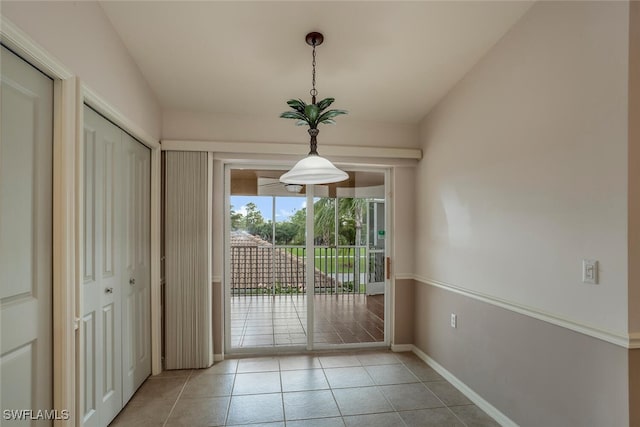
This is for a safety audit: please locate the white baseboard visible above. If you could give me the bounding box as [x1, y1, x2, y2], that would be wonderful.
[214, 353, 225, 362]
[411, 345, 518, 427]
[390, 343, 414, 352]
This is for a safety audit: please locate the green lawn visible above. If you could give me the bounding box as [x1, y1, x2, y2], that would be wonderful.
[283, 247, 366, 274]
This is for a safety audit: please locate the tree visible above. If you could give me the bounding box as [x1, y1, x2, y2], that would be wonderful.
[230, 204, 244, 231]
[244, 202, 265, 235]
[337, 198, 366, 246]
[313, 198, 336, 246]
[289, 209, 307, 245]
[253, 221, 273, 242]
[275, 221, 299, 245]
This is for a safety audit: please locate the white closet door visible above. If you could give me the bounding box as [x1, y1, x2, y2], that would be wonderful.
[82, 106, 123, 427]
[121, 133, 151, 401]
[0, 46, 53, 424]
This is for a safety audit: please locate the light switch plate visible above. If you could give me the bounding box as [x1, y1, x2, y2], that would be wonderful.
[582, 259, 598, 284]
[450, 313, 457, 328]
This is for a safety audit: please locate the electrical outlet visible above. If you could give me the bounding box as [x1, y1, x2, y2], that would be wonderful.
[450, 313, 457, 328]
[582, 259, 598, 284]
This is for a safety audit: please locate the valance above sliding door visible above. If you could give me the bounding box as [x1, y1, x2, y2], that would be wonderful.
[164, 151, 213, 369]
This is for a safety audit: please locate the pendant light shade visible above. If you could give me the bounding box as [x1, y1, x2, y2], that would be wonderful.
[280, 154, 349, 185]
[279, 32, 349, 186]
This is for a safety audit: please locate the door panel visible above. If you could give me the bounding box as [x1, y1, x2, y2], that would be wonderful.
[82, 312, 96, 421]
[82, 106, 123, 427]
[122, 133, 151, 401]
[0, 45, 53, 424]
[99, 130, 122, 424]
[82, 125, 99, 425]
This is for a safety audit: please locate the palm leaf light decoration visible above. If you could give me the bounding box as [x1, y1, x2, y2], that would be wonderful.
[280, 96, 347, 159]
[281, 98, 348, 129]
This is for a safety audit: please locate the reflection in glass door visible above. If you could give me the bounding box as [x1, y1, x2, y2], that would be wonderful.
[227, 168, 387, 351]
[312, 175, 386, 346]
[366, 200, 385, 295]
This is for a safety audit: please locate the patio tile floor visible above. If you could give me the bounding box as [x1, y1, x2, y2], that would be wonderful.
[231, 294, 384, 348]
[110, 349, 500, 427]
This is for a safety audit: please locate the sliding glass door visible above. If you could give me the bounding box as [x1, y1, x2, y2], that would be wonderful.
[226, 168, 388, 352]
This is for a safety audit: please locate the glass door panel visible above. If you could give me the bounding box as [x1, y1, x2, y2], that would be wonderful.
[228, 170, 307, 349]
[227, 168, 387, 351]
[313, 172, 386, 346]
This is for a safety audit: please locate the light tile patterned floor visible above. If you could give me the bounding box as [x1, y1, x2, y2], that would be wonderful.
[110, 350, 500, 427]
[231, 295, 385, 348]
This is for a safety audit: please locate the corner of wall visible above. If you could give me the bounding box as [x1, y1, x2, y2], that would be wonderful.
[628, 0, 640, 337]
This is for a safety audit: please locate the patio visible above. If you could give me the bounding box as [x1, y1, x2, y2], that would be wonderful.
[230, 294, 384, 348]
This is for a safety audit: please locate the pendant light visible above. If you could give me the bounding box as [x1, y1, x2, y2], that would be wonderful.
[279, 32, 349, 185]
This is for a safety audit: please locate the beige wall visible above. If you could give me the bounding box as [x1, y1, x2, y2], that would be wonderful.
[393, 279, 414, 345]
[416, 1, 629, 336]
[630, 349, 640, 427]
[414, 1, 635, 424]
[2, 1, 161, 141]
[414, 280, 629, 427]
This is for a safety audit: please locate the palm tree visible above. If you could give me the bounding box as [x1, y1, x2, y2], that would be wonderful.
[337, 198, 367, 291]
[313, 197, 368, 292]
[313, 198, 336, 246]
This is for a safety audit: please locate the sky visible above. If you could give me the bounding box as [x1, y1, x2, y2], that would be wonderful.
[231, 195, 307, 222]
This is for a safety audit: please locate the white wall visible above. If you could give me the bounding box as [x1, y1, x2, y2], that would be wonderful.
[416, 1, 630, 336]
[162, 109, 419, 149]
[393, 167, 416, 276]
[2, 1, 161, 141]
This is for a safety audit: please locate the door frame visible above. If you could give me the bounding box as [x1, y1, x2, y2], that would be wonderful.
[223, 163, 392, 354]
[1, 17, 162, 426]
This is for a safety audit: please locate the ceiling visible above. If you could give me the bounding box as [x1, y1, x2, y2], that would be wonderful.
[100, 1, 532, 125]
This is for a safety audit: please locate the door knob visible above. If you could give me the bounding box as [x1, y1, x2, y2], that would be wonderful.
[129, 278, 136, 285]
[105, 287, 113, 294]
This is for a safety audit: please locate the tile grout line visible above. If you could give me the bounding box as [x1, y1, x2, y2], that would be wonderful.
[272, 295, 276, 346]
[235, 297, 251, 348]
[278, 357, 286, 425]
[359, 358, 410, 425]
[446, 405, 471, 427]
[161, 369, 194, 427]
[404, 358, 451, 408]
[321, 358, 345, 424]
[223, 357, 240, 426]
[406, 358, 471, 424]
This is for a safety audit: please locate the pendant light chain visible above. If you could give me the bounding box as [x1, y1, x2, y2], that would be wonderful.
[310, 42, 317, 104]
[279, 31, 349, 185]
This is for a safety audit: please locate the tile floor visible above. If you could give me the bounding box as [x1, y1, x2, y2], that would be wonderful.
[231, 295, 385, 348]
[110, 350, 500, 427]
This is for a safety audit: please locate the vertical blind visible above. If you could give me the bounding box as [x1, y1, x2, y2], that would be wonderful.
[164, 151, 213, 369]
